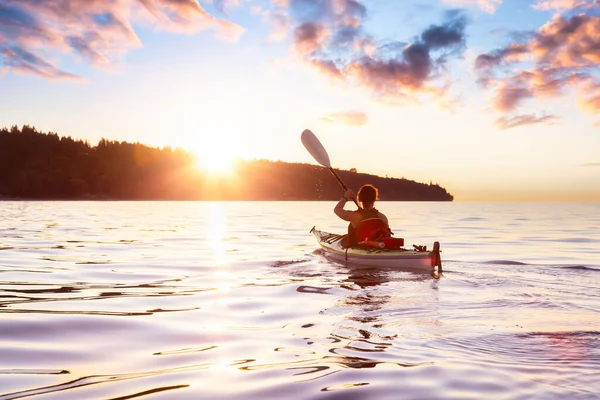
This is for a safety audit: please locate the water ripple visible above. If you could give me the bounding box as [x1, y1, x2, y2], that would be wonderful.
[0, 201, 599, 399]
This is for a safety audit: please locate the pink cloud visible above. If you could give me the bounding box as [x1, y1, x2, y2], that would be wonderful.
[321, 110, 368, 125]
[271, 1, 468, 102]
[577, 79, 600, 124]
[2, 46, 84, 81]
[533, 14, 600, 68]
[489, 69, 588, 112]
[477, 14, 600, 72]
[266, 9, 291, 42]
[294, 22, 328, 55]
[532, 0, 599, 11]
[495, 113, 561, 130]
[139, 0, 243, 38]
[346, 45, 432, 94]
[494, 85, 533, 112]
[0, 0, 244, 79]
[310, 59, 344, 79]
[209, 0, 251, 14]
[474, 43, 529, 75]
[442, 0, 503, 14]
[475, 11, 600, 127]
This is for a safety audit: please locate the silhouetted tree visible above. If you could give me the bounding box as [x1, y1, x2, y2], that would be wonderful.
[0, 125, 453, 201]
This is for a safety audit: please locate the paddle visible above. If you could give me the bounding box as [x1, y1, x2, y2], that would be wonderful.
[301, 129, 360, 208]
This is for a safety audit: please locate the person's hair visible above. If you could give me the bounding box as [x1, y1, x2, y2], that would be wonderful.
[358, 184, 378, 205]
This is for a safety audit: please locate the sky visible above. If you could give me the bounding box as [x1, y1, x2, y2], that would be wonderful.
[1, 0, 599, 201]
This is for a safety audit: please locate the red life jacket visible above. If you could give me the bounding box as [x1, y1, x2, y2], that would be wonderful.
[347, 208, 379, 247]
[355, 218, 404, 249]
[346, 209, 404, 249]
[355, 218, 390, 242]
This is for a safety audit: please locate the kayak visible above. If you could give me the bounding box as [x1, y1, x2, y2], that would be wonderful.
[311, 227, 442, 273]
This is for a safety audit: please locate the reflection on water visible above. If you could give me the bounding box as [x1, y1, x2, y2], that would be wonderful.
[2, 369, 191, 400]
[0, 201, 599, 399]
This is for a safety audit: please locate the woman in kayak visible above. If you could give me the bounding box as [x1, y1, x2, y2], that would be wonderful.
[334, 184, 390, 248]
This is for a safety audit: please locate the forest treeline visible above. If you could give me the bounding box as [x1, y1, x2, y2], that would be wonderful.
[0, 125, 453, 201]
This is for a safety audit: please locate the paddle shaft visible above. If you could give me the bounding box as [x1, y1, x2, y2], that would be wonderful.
[329, 167, 360, 208]
[300, 129, 360, 209]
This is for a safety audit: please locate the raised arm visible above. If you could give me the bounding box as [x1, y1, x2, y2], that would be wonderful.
[334, 189, 357, 222]
[334, 197, 355, 221]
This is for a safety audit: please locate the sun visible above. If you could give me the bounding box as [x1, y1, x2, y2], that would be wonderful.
[186, 129, 243, 177]
[194, 147, 238, 176]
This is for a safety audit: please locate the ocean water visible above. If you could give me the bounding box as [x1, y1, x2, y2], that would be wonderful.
[0, 201, 599, 400]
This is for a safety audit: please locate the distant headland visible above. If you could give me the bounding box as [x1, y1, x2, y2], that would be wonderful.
[0, 125, 453, 201]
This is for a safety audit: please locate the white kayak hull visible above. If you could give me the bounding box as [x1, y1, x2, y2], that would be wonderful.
[311, 227, 442, 273]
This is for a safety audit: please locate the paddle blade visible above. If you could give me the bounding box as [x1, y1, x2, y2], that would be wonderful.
[301, 129, 332, 168]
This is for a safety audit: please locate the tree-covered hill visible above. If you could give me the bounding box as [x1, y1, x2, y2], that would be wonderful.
[0, 125, 453, 201]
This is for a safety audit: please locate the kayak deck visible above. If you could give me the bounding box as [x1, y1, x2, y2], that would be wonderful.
[311, 227, 442, 273]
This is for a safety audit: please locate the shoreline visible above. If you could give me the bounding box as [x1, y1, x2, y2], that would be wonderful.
[0, 198, 454, 202]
